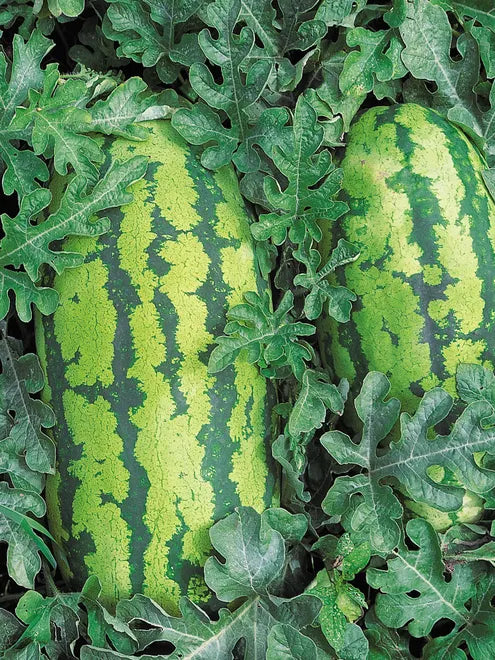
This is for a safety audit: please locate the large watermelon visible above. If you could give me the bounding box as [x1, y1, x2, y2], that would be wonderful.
[317, 103, 495, 427]
[35, 120, 279, 613]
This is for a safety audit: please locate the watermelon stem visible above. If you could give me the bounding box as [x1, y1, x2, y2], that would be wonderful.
[42, 559, 60, 597]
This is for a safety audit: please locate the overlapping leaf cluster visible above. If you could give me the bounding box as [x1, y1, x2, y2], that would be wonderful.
[2, 0, 495, 657]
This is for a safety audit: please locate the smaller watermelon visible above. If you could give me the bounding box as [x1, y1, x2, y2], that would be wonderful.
[401, 466, 484, 532]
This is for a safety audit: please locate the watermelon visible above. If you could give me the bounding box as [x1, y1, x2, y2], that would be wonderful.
[35, 120, 279, 613]
[317, 103, 495, 428]
[403, 491, 484, 533]
[401, 467, 484, 533]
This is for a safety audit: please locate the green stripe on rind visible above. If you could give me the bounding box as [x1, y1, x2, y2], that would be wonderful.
[36, 121, 279, 614]
[318, 103, 495, 428]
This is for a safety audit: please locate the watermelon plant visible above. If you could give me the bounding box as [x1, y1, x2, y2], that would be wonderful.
[2, 1, 495, 658]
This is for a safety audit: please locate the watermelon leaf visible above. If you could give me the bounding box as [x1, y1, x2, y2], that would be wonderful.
[471, 25, 495, 78]
[368, 518, 495, 657]
[311, 33, 366, 133]
[103, 0, 203, 84]
[89, 79, 178, 138]
[266, 623, 323, 659]
[0, 155, 147, 322]
[0, 434, 44, 497]
[172, 102, 240, 170]
[293, 236, 360, 322]
[108, 507, 321, 658]
[69, 16, 128, 70]
[0, 609, 24, 651]
[456, 363, 495, 420]
[11, 65, 103, 183]
[80, 650, 155, 660]
[172, 0, 272, 171]
[240, 0, 326, 97]
[339, 28, 405, 97]
[364, 610, 412, 659]
[10, 71, 163, 182]
[0, 30, 52, 198]
[272, 433, 311, 504]
[399, 0, 482, 137]
[288, 369, 347, 437]
[9, 577, 138, 656]
[315, 0, 367, 28]
[313, 533, 371, 581]
[321, 371, 495, 554]
[250, 97, 348, 246]
[306, 569, 367, 654]
[444, 0, 495, 30]
[208, 290, 315, 380]
[204, 505, 286, 600]
[337, 623, 369, 660]
[480, 82, 495, 164]
[0, 481, 47, 588]
[0, 323, 55, 478]
[442, 523, 495, 566]
[111, 593, 321, 659]
[0, 32, 167, 197]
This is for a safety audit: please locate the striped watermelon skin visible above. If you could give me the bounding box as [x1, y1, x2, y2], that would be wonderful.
[317, 103, 495, 427]
[35, 120, 279, 613]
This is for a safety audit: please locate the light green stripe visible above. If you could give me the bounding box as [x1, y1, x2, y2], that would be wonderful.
[115, 174, 182, 612]
[338, 107, 434, 411]
[158, 232, 216, 567]
[53, 246, 116, 389]
[65, 391, 132, 606]
[51, 244, 131, 605]
[397, 105, 486, 395]
[214, 169, 270, 511]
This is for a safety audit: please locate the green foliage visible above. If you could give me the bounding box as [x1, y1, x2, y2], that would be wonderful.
[171, 0, 272, 170]
[400, 0, 482, 137]
[18, 508, 320, 659]
[321, 371, 495, 553]
[3, 0, 495, 656]
[293, 236, 360, 321]
[307, 569, 367, 654]
[104, 0, 203, 83]
[0, 156, 147, 321]
[288, 369, 347, 437]
[368, 518, 495, 658]
[0, 322, 54, 478]
[208, 290, 316, 380]
[250, 97, 348, 245]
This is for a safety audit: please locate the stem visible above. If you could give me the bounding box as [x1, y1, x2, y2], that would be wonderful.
[0, 592, 24, 604]
[42, 559, 60, 597]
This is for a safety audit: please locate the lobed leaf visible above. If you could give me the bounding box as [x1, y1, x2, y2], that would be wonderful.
[0, 481, 49, 588]
[266, 623, 322, 659]
[322, 371, 495, 554]
[369, 518, 495, 657]
[172, 0, 271, 170]
[0, 30, 52, 197]
[0, 323, 55, 479]
[104, 0, 203, 83]
[252, 97, 348, 246]
[307, 569, 366, 654]
[208, 290, 315, 381]
[103, 507, 321, 658]
[0, 155, 147, 322]
[446, 0, 495, 30]
[340, 28, 404, 96]
[400, 0, 482, 138]
[205, 506, 285, 601]
[293, 236, 359, 322]
[288, 369, 347, 437]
